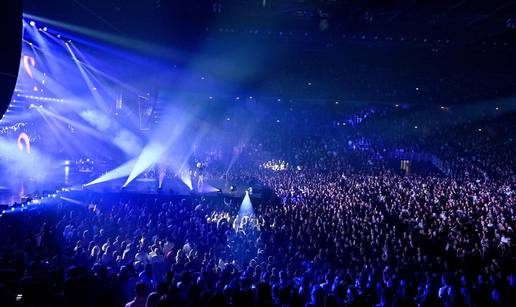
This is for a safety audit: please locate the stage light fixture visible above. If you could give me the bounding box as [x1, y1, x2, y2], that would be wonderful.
[29, 21, 35, 26]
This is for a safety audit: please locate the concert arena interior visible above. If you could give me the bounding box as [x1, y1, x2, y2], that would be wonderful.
[0, 1, 515, 306]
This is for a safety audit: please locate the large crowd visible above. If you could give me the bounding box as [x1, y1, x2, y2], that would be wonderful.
[0, 109, 515, 307]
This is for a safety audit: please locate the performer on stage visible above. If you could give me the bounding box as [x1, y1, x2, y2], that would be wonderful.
[195, 161, 205, 193]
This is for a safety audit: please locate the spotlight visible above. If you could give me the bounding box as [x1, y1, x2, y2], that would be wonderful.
[43, 27, 47, 32]
[29, 21, 35, 26]
[230, 185, 236, 192]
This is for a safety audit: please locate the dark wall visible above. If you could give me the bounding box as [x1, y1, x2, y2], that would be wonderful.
[0, 0, 22, 119]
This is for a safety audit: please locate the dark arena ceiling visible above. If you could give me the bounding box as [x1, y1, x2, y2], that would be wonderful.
[23, 0, 516, 104]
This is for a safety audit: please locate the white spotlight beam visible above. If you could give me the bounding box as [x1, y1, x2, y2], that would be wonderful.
[84, 158, 137, 186]
[236, 191, 255, 228]
[123, 111, 195, 187]
[65, 42, 109, 112]
[180, 173, 193, 190]
[123, 143, 164, 187]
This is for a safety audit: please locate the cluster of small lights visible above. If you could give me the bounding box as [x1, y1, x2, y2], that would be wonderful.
[17, 94, 64, 102]
[261, 160, 289, 171]
[29, 104, 44, 109]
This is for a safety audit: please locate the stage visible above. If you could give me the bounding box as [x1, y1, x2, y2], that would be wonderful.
[0, 162, 271, 206]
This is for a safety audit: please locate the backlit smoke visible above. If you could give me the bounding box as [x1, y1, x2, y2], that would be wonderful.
[0, 138, 53, 183]
[80, 109, 141, 156]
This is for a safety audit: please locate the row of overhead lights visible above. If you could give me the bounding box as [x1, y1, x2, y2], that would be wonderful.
[26, 20, 73, 43]
[16, 94, 64, 102]
[208, 27, 512, 48]
[27, 20, 46, 32]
